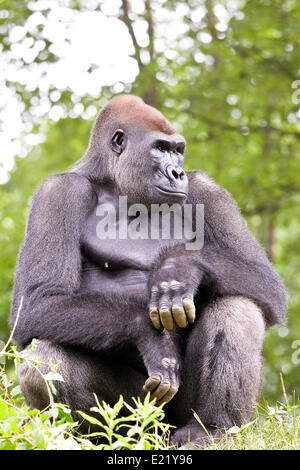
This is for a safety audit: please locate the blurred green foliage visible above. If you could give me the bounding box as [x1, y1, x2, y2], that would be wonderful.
[0, 0, 299, 404]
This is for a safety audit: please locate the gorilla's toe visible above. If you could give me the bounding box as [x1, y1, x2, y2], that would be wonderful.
[171, 423, 220, 449]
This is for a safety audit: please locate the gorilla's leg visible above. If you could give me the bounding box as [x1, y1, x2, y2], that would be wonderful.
[170, 296, 265, 447]
[18, 339, 147, 432]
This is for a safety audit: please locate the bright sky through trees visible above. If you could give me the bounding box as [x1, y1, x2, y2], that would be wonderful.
[0, 0, 233, 184]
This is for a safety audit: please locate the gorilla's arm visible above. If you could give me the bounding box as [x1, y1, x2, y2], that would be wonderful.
[11, 173, 180, 403]
[11, 172, 96, 327]
[149, 171, 287, 330]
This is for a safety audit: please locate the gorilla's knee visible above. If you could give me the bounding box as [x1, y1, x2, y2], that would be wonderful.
[18, 339, 57, 410]
[194, 296, 266, 427]
[200, 296, 266, 385]
[202, 296, 265, 349]
[18, 339, 72, 411]
[18, 339, 114, 422]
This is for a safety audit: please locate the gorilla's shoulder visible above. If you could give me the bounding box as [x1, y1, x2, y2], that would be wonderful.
[186, 170, 238, 210]
[39, 172, 96, 195]
[187, 170, 217, 188]
[31, 172, 97, 208]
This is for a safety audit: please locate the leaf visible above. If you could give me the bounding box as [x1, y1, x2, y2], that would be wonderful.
[241, 419, 256, 430]
[0, 400, 9, 419]
[77, 411, 103, 427]
[226, 425, 240, 434]
[43, 372, 65, 382]
[134, 438, 146, 450]
[10, 385, 21, 397]
[113, 395, 124, 415]
[10, 420, 20, 433]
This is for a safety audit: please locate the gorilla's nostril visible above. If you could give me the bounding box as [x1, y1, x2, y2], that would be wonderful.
[169, 167, 185, 181]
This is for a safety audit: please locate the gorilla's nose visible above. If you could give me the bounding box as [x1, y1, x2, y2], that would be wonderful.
[166, 165, 187, 186]
[166, 165, 186, 182]
[165, 165, 188, 195]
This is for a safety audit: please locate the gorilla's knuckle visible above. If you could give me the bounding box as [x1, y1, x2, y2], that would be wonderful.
[169, 280, 181, 290]
[159, 281, 169, 291]
[172, 304, 185, 313]
[182, 297, 193, 304]
[159, 305, 171, 312]
[161, 357, 178, 369]
[161, 357, 171, 367]
[161, 381, 171, 388]
[149, 308, 158, 316]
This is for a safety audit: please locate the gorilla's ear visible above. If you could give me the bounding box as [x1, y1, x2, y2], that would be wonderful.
[111, 129, 126, 154]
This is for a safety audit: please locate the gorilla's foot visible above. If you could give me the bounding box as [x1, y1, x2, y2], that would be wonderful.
[171, 423, 221, 449]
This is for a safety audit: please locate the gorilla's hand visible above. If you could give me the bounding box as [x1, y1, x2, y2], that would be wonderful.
[149, 257, 200, 331]
[142, 356, 179, 405]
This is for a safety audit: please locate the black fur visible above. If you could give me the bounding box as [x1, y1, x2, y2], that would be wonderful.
[11, 95, 287, 447]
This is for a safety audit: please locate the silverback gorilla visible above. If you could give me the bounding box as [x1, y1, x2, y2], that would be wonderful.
[11, 95, 287, 448]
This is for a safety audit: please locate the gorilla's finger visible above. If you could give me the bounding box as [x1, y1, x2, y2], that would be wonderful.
[143, 376, 161, 393]
[149, 287, 159, 310]
[172, 303, 188, 328]
[169, 358, 179, 389]
[151, 382, 171, 402]
[157, 288, 170, 309]
[158, 289, 174, 330]
[157, 386, 178, 405]
[149, 307, 163, 330]
[159, 308, 174, 331]
[183, 298, 196, 324]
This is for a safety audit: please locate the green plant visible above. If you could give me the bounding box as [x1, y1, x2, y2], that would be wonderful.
[78, 394, 171, 450]
[0, 341, 171, 450]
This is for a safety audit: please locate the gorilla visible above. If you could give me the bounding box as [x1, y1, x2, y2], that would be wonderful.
[11, 95, 287, 448]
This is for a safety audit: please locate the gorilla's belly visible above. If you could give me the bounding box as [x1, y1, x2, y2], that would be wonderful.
[80, 264, 149, 300]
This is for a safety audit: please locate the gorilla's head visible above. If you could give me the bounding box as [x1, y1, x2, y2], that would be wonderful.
[78, 95, 188, 206]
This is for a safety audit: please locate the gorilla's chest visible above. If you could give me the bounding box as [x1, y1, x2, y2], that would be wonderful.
[80, 190, 188, 297]
[82, 190, 186, 270]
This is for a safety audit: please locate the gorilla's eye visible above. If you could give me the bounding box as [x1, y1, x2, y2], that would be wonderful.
[175, 143, 185, 155]
[154, 141, 169, 153]
[111, 129, 126, 154]
[154, 140, 185, 155]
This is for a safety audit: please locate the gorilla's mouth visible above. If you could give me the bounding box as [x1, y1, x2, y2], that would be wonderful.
[155, 185, 187, 199]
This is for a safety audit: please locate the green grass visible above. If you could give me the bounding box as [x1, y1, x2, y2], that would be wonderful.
[0, 345, 299, 450]
[192, 401, 300, 450]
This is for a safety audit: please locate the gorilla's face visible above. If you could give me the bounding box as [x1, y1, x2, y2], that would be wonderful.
[106, 96, 189, 206]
